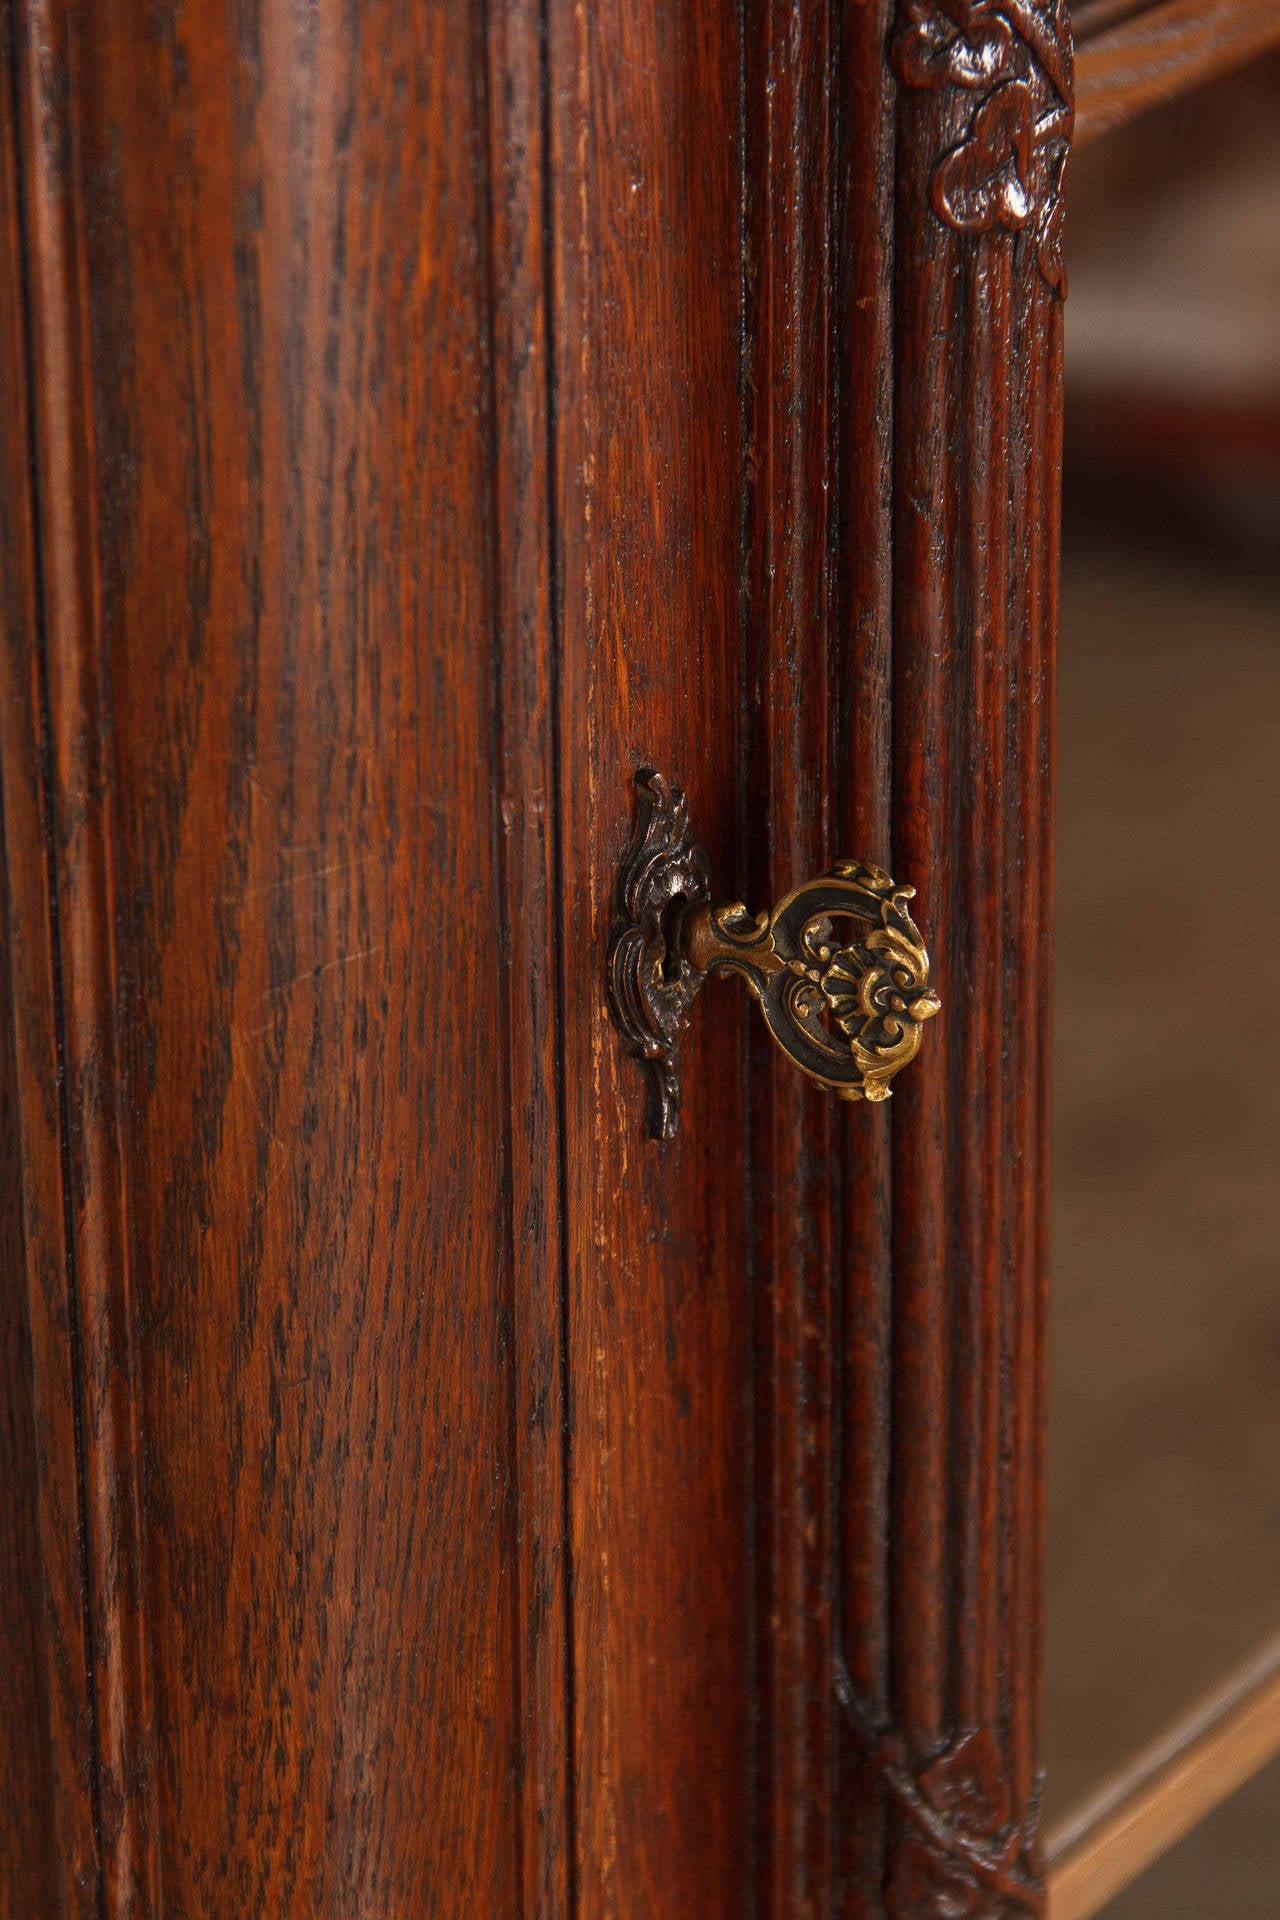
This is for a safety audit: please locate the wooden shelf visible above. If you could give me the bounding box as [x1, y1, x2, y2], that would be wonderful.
[1047, 1632, 1280, 1920]
[1075, 0, 1280, 144]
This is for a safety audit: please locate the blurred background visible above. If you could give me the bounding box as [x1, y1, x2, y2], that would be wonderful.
[1048, 50, 1280, 1917]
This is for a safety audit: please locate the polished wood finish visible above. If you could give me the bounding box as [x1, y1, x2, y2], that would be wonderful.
[743, 7, 844, 1899]
[741, 3, 1069, 1909]
[1047, 1632, 1280, 1920]
[1, 0, 1074, 1914]
[3, 4, 568, 1913]
[1075, 0, 1280, 142]
[0, 22, 89, 1909]
[841, 4, 1065, 1910]
[549, 3, 756, 1909]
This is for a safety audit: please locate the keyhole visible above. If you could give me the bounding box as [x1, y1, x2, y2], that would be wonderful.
[659, 892, 688, 984]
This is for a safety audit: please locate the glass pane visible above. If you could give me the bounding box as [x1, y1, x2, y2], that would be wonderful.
[1047, 56, 1280, 1819]
[1099, 1751, 1280, 1919]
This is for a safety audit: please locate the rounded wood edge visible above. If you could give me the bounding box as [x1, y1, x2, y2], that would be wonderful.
[1047, 1632, 1280, 1920]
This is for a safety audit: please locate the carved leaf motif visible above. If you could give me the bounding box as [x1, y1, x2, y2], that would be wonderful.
[920, 1728, 1013, 1838]
[896, 0, 1014, 91]
[887, 1837, 990, 1920]
[1034, 144, 1069, 288]
[933, 80, 1036, 232]
[893, 0, 1073, 293]
[835, 1668, 1041, 1917]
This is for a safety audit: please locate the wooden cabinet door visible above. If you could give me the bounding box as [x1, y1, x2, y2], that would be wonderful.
[0, 2, 1066, 1916]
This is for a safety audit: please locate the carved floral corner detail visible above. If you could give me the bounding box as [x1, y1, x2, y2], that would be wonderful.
[836, 1661, 1044, 1918]
[893, 0, 1074, 292]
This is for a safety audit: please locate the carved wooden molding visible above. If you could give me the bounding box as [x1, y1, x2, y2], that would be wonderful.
[893, 0, 1074, 290]
[838, 1665, 1042, 1917]
[829, 3, 1069, 1916]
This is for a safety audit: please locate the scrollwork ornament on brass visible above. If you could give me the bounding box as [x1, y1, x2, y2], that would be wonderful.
[606, 770, 712, 1140]
[606, 769, 940, 1140]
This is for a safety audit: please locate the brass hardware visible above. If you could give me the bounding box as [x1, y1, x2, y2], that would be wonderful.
[607, 769, 941, 1140]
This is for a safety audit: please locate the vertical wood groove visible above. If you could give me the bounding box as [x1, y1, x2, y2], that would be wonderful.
[833, 0, 1069, 1912]
[550, 1, 754, 1909]
[30, 454, 110, 1920]
[478, 10, 531, 1917]
[735, 13, 761, 1918]
[480, 0, 576, 1912]
[1, 13, 104, 1910]
[834, 0, 898, 1906]
[6, 6, 161, 1914]
[744, 3, 842, 1909]
[534, 4, 581, 1911]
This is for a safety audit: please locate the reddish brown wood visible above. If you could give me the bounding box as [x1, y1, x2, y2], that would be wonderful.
[743, 4, 840, 1907]
[0, 0, 1071, 1914]
[831, 1, 1068, 1915]
[0, 824, 61, 1918]
[1, 1, 571, 1913]
[547, 3, 755, 1911]
[834, 3, 900, 1913]
[485, 6, 572, 1914]
[1, 8, 113, 1913]
[0, 84, 75, 1889]
[486, 4, 573, 1914]
[10, 12, 161, 1913]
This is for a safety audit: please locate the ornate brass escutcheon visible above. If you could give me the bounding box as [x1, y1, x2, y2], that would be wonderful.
[607, 769, 941, 1140]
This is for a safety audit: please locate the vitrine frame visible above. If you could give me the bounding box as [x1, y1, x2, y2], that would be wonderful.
[3, 0, 1279, 1916]
[0, 1, 1068, 1913]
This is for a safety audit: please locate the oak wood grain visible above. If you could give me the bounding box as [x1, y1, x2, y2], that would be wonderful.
[3, 1, 570, 1913]
[1, 2, 1070, 1914]
[744, 2, 840, 1905]
[829, 0, 1067, 1912]
[548, 2, 755, 1911]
